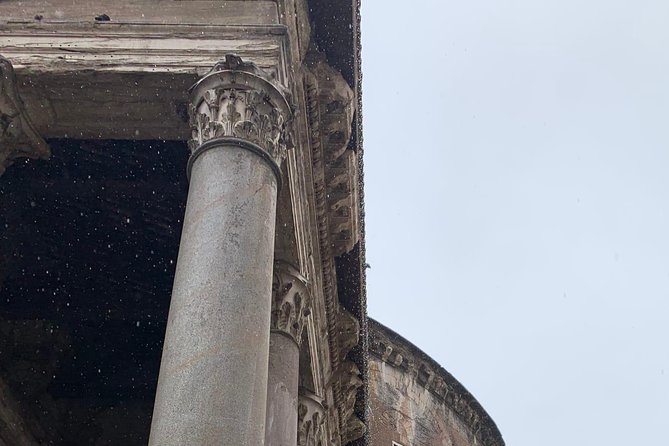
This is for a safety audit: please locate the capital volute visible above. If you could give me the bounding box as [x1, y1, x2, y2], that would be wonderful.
[298, 390, 326, 446]
[187, 55, 293, 181]
[271, 260, 311, 346]
[0, 56, 50, 176]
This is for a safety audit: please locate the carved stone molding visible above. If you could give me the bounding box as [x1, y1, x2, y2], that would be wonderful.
[331, 308, 365, 444]
[0, 56, 50, 176]
[326, 150, 360, 256]
[304, 54, 365, 444]
[334, 359, 365, 444]
[369, 319, 505, 446]
[305, 55, 359, 257]
[337, 307, 361, 362]
[298, 390, 326, 446]
[271, 260, 311, 346]
[187, 54, 293, 178]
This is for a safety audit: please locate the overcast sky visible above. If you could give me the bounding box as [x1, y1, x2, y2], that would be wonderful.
[361, 1, 669, 445]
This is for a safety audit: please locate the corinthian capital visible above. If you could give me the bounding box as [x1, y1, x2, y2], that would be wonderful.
[187, 55, 292, 176]
[271, 261, 311, 346]
[0, 56, 49, 176]
[298, 391, 326, 446]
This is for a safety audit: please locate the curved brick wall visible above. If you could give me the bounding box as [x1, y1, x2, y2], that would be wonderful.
[368, 319, 504, 446]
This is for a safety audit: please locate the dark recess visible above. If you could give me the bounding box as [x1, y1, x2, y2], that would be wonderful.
[0, 139, 188, 444]
[308, 0, 356, 87]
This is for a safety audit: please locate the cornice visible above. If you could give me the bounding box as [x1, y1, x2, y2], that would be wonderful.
[368, 319, 505, 446]
[304, 66, 345, 443]
[0, 56, 49, 176]
[305, 55, 359, 257]
[304, 56, 364, 445]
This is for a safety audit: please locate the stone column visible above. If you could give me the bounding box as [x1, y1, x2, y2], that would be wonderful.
[297, 390, 326, 446]
[265, 261, 311, 446]
[149, 55, 292, 446]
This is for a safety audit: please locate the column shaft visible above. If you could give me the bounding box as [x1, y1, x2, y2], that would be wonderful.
[149, 55, 292, 445]
[149, 144, 278, 445]
[265, 261, 311, 445]
[265, 332, 300, 446]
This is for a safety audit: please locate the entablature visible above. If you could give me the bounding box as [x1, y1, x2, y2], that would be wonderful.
[0, 17, 291, 140]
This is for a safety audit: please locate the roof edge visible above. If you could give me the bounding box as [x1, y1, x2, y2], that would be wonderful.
[368, 318, 505, 446]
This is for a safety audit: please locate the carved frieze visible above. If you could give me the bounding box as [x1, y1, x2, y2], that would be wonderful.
[188, 55, 293, 172]
[271, 261, 311, 346]
[0, 56, 49, 176]
[297, 390, 326, 446]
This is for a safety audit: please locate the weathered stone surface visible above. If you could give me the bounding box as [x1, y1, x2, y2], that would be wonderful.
[265, 332, 300, 446]
[188, 55, 293, 168]
[303, 53, 366, 445]
[0, 1, 279, 26]
[1, 22, 289, 141]
[148, 141, 279, 445]
[335, 359, 365, 444]
[271, 261, 311, 345]
[150, 58, 292, 446]
[370, 360, 477, 446]
[368, 319, 505, 446]
[265, 261, 311, 446]
[297, 390, 326, 446]
[304, 55, 359, 257]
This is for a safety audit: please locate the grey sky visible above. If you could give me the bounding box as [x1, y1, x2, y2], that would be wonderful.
[361, 1, 669, 445]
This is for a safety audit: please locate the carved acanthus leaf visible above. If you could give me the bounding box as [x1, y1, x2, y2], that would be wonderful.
[188, 55, 292, 166]
[297, 391, 326, 446]
[0, 56, 50, 176]
[271, 261, 311, 345]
